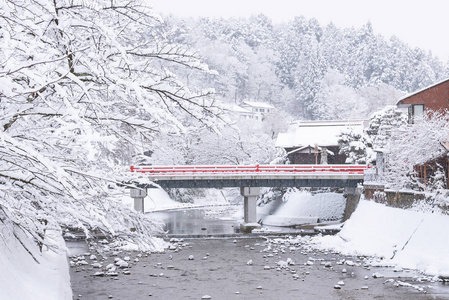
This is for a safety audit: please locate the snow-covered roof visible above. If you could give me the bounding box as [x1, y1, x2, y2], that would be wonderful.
[220, 102, 252, 114]
[275, 120, 366, 148]
[396, 77, 449, 106]
[240, 101, 275, 109]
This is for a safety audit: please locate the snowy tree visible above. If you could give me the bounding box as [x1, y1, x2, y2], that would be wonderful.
[384, 112, 449, 191]
[293, 39, 327, 119]
[338, 129, 373, 164]
[0, 0, 220, 251]
[366, 106, 408, 150]
[161, 14, 448, 121]
[242, 14, 273, 49]
[311, 69, 369, 120]
[357, 83, 404, 114]
[189, 118, 277, 165]
[246, 48, 283, 103]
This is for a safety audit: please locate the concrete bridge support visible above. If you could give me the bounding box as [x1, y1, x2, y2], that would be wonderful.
[130, 188, 147, 212]
[343, 187, 362, 221]
[240, 187, 261, 233]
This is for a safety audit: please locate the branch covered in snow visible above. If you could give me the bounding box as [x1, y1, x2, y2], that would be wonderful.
[0, 0, 223, 252]
[384, 112, 449, 192]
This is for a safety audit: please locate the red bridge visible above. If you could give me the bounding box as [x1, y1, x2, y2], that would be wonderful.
[129, 164, 370, 231]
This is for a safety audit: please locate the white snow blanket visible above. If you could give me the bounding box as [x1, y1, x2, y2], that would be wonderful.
[261, 190, 346, 226]
[0, 228, 72, 300]
[315, 200, 449, 276]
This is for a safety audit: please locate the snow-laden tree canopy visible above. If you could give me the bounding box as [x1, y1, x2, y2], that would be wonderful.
[385, 112, 449, 191]
[366, 105, 408, 150]
[0, 0, 221, 251]
[338, 129, 373, 164]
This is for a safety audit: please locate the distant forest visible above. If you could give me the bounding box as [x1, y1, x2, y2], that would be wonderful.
[161, 14, 448, 120]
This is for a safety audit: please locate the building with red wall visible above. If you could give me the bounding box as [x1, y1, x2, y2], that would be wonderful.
[396, 78, 449, 187]
[397, 78, 449, 122]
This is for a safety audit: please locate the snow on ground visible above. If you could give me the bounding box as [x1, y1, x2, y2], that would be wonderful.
[309, 199, 449, 277]
[260, 189, 346, 226]
[0, 227, 72, 300]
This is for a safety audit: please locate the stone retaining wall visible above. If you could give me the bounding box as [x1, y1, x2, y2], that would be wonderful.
[364, 183, 426, 209]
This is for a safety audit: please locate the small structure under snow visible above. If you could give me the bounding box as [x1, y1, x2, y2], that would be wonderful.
[275, 120, 367, 164]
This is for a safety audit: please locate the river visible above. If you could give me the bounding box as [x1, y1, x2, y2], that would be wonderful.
[148, 205, 315, 236]
[69, 206, 449, 299]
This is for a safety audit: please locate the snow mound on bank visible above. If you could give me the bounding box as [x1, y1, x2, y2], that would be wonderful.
[261, 190, 346, 226]
[314, 200, 449, 276]
[0, 227, 71, 300]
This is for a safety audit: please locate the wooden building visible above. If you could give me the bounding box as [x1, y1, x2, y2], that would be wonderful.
[275, 120, 367, 164]
[410, 140, 449, 189]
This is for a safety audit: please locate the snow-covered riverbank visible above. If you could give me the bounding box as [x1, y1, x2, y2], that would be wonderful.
[0, 227, 72, 300]
[308, 199, 449, 277]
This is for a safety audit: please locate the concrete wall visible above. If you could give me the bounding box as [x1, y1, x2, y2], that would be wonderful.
[342, 191, 361, 221]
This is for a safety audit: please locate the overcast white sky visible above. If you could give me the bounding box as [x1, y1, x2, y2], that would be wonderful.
[150, 0, 449, 61]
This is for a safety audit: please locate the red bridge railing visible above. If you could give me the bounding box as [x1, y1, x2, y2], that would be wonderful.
[130, 164, 371, 176]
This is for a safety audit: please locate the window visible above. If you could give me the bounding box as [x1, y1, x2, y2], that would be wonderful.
[413, 104, 424, 116]
[408, 104, 424, 123]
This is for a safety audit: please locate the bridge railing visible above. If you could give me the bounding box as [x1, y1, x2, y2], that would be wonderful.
[130, 164, 371, 176]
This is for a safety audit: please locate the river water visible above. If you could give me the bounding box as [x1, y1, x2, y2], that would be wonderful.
[149, 206, 241, 235]
[69, 236, 449, 300]
[148, 205, 312, 236]
[69, 206, 449, 299]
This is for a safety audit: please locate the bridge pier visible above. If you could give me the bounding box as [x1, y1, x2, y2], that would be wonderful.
[240, 187, 261, 233]
[130, 188, 147, 212]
